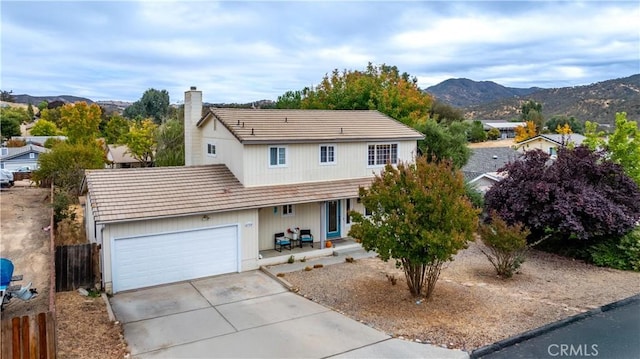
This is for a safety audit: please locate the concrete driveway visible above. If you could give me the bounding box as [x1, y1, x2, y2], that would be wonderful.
[110, 270, 467, 359]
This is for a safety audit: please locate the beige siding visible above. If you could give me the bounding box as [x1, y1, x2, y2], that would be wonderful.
[517, 138, 556, 154]
[101, 209, 259, 293]
[200, 118, 245, 181]
[471, 177, 498, 193]
[258, 203, 322, 250]
[84, 195, 96, 243]
[242, 140, 418, 187]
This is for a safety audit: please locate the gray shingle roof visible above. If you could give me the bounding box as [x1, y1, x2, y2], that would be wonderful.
[0, 145, 49, 160]
[85, 164, 372, 223]
[461, 147, 519, 181]
[201, 108, 425, 144]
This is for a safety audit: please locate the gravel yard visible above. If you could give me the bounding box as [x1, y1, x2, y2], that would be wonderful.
[282, 241, 640, 352]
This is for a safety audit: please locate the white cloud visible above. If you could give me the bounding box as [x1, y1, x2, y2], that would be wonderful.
[1, 1, 638, 102]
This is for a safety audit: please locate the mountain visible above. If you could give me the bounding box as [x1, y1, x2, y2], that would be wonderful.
[13, 94, 94, 105]
[463, 74, 640, 125]
[425, 78, 543, 107]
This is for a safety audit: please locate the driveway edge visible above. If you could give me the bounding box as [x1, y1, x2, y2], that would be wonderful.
[260, 266, 294, 291]
[470, 294, 640, 358]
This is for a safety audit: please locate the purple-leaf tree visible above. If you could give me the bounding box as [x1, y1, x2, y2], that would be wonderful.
[485, 146, 640, 243]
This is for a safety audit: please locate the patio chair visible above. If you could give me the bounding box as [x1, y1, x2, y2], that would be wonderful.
[299, 229, 314, 248]
[274, 232, 291, 252]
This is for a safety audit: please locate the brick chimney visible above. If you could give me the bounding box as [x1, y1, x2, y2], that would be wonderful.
[184, 86, 202, 166]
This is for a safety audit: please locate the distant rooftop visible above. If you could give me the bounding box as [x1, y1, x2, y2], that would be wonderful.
[461, 147, 519, 181]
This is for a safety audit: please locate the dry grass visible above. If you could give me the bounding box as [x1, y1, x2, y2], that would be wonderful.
[56, 292, 128, 359]
[284, 242, 640, 351]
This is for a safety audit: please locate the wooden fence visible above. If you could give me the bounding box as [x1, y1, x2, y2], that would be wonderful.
[0, 312, 56, 359]
[11, 172, 31, 181]
[54, 243, 97, 292]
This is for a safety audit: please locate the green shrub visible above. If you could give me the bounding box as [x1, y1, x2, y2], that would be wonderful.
[478, 212, 531, 278]
[487, 128, 501, 140]
[588, 227, 640, 271]
[465, 182, 484, 210]
[53, 189, 74, 225]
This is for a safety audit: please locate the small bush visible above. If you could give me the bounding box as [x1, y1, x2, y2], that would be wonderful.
[300, 256, 306, 263]
[465, 183, 484, 209]
[52, 189, 74, 225]
[313, 264, 323, 268]
[304, 266, 313, 271]
[478, 212, 531, 278]
[385, 273, 397, 285]
[588, 227, 640, 271]
[287, 255, 295, 264]
[487, 128, 501, 140]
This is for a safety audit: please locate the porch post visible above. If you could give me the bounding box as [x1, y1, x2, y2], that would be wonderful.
[319, 202, 326, 249]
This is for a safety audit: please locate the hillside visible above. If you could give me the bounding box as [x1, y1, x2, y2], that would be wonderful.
[13, 94, 93, 105]
[463, 74, 640, 125]
[425, 78, 542, 107]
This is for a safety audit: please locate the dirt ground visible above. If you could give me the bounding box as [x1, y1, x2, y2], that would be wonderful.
[1, 182, 127, 358]
[283, 241, 640, 352]
[467, 138, 515, 148]
[0, 182, 52, 317]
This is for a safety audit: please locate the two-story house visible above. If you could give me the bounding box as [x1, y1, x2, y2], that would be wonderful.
[0, 144, 50, 171]
[83, 86, 423, 293]
[515, 133, 586, 156]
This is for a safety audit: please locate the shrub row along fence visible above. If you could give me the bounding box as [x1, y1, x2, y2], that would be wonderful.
[1, 312, 56, 359]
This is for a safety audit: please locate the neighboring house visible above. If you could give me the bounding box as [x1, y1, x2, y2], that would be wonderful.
[515, 134, 586, 155]
[461, 147, 519, 182]
[468, 171, 508, 194]
[0, 144, 49, 171]
[83, 86, 424, 293]
[483, 121, 526, 139]
[106, 144, 147, 168]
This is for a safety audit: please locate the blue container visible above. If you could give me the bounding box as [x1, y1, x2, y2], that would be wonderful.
[1, 258, 15, 289]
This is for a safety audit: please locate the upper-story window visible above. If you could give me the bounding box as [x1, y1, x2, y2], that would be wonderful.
[319, 144, 336, 165]
[269, 146, 287, 167]
[207, 143, 216, 157]
[29, 153, 35, 159]
[368, 143, 398, 166]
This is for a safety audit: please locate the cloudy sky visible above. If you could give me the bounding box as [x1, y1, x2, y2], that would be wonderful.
[1, 1, 638, 103]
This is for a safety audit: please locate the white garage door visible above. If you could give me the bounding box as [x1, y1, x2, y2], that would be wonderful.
[112, 225, 239, 292]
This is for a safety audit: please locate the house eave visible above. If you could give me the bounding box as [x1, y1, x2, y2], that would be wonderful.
[239, 136, 424, 145]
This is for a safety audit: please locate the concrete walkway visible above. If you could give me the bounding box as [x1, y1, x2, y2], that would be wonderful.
[110, 269, 468, 359]
[264, 246, 378, 274]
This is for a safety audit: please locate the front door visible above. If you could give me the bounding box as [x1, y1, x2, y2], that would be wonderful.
[326, 200, 340, 239]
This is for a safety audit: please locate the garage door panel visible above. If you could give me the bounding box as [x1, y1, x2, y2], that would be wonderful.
[113, 225, 238, 292]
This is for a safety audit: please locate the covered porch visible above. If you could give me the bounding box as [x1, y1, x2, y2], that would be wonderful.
[258, 237, 361, 266]
[257, 197, 366, 253]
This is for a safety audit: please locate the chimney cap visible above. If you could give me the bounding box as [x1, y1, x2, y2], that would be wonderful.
[190, 86, 197, 90]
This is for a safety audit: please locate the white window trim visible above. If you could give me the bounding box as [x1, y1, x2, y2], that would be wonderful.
[319, 144, 337, 165]
[206, 143, 217, 157]
[282, 204, 294, 217]
[268, 145, 288, 168]
[367, 142, 399, 168]
[29, 152, 35, 159]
